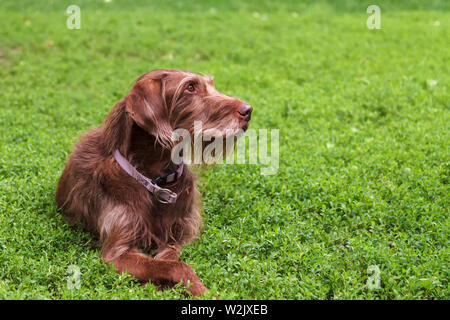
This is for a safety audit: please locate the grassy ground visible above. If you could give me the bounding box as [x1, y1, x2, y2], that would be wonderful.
[0, 0, 448, 299]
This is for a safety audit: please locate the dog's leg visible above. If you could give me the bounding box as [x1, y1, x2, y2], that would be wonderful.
[154, 246, 180, 261]
[105, 248, 207, 296]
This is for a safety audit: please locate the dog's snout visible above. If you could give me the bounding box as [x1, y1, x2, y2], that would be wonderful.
[238, 104, 253, 121]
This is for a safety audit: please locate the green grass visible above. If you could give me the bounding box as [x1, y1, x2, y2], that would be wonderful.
[0, 0, 449, 299]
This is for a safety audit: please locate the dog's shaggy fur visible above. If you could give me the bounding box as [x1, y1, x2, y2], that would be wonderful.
[56, 69, 251, 296]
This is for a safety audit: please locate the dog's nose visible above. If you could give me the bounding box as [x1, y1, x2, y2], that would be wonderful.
[238, 104, 253, 121]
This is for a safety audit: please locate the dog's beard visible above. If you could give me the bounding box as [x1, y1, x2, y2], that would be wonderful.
[200, 118, 244, 137]
[171, 117, 248, 165]
[174, 132, 243, 166]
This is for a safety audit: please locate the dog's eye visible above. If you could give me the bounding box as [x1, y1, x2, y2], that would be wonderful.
[185, 83, 197, 93]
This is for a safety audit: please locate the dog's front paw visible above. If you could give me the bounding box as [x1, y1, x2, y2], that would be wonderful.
[187, 280, 208, 297]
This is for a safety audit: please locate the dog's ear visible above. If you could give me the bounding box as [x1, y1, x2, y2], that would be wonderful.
[125, 77, 173, 149]
[103, 98, 133, 155]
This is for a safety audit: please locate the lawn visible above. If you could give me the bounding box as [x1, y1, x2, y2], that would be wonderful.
[0, 0, 448, 299]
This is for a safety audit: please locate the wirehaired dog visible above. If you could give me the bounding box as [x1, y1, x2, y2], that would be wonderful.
[56, 69, 252, 296]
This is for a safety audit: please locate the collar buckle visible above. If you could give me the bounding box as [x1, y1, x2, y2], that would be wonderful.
[154, 187, 177, 204]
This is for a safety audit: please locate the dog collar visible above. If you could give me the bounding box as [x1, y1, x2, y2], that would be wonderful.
[113, 150, 184, 204]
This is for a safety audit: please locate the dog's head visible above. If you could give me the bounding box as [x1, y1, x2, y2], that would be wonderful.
[124, 69, 252, 149]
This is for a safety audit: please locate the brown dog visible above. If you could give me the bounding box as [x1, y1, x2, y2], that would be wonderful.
[55, 69, 252, 296]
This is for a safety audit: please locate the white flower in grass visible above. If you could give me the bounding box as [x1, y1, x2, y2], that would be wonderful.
[427, 79, 438, 87]
[162, 52, 174, 60]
